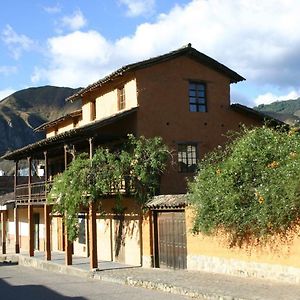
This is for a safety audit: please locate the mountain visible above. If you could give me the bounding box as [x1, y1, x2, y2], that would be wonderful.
[254, 97, 300, 125]
[0, 86, 81, 174]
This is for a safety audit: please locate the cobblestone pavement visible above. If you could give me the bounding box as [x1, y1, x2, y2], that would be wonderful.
[94, 267, 300, 300]
[1, 251, 300, 300]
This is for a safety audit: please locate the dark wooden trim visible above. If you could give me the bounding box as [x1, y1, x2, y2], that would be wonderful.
[14, 206, 19, 253]
[88, 202, 98, 269]
[1, 211, 7, 254]
[44, 204, 51, 261]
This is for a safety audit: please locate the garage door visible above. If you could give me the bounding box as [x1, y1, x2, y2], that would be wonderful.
[157, 211, 187, 269]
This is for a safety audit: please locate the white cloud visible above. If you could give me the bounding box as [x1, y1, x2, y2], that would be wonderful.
[254, 90, 300, 106]
[32, 31, 111, 87]
[0, 66, 17, 76]
[61, 10, 87, 31]
[43, 4, 61, 14]
[0, 88, 15, 101]
[2, 25, 34, 59]
[32, 0, 300, 106]
[119, 0, 155, 17]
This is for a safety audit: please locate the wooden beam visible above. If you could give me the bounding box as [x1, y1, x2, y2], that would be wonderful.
[89, 201, 98, 269]
[65, 221, 72, 265]
[27, 156, 34, 256]
[89, 137, 94, 160]
[14, 206, 19, 253]
[28, 205, 34, 256]
[14, 160, 18, 203]
[1, 211, 7, 254]
[44, 204, 51, 260]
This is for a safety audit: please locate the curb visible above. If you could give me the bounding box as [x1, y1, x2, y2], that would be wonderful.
[91, 271, 248, 300]
[0, 254, 248, 300]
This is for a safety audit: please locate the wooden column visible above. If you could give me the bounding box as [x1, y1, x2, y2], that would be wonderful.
[14, 160, 18, 200]
[64, 145, 68, 170]
[65, 221, 72, 265]
[27, 157, 34, 256]
[14, 160, 20, 253]
[89, 201, 98, 269]
[14, 206, 19, 253]
[43, 151, 52, 260]
[1, 211, 7, 254]
[44, 204, 51, 260]
[89, 138, 94, 160]
[44, 151, 48, 182]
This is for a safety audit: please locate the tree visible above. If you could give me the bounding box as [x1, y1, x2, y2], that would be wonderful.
[48, 135, 169, 241]
[189, 126, 300, 247]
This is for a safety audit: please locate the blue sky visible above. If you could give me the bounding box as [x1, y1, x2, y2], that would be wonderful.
[0, 0, 299, 107]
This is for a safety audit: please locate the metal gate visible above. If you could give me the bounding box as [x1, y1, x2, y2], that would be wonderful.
[156, 211, 187, 269]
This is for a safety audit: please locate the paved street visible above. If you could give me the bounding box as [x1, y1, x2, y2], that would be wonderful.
[0, 263, 189, 300]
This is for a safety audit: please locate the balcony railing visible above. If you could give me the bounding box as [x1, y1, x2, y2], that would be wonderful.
[15, 181, 52, 204]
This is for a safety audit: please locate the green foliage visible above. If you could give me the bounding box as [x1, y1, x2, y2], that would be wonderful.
[48, 134, 169, 241]
[189, 126, 300, 247]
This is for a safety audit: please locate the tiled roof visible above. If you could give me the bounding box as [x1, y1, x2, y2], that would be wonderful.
[34, 109, 82, 132]
[66, 44, 245, 102]
[146, 194, 188, 209]
[2, 107, 138, 161]
[230, 104, 286, 126]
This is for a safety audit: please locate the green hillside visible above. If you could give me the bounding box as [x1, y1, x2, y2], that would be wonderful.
[0, 86, 81, 174]
[254, 98, 300, 125]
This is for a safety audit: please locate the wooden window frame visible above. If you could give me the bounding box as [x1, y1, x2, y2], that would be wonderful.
[177, 143, 198, 173]
[189, 81, 207, 112]
[118, 86, 126, 111]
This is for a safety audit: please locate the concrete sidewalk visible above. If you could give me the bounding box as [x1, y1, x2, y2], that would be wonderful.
[1, 251, 300, 300]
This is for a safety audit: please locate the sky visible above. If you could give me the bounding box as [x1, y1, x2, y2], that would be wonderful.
[0, 0, 299, 108]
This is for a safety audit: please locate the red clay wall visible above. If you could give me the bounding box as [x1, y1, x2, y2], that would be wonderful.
[135, 56, 262, 194]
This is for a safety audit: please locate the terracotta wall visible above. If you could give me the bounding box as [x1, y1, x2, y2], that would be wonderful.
[185, 207, 300, 269]
[135, 56, 262, 194]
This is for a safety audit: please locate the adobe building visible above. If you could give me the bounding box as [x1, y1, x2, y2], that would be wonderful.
[1, 44, 293, 282]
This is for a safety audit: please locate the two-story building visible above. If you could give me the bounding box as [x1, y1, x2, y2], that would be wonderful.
[1, 44, 272, 271]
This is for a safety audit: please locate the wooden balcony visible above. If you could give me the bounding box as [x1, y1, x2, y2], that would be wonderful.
[15, 181, 52, 204]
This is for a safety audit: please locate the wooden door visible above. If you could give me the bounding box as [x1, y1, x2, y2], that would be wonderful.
[157, 211, 187, 269]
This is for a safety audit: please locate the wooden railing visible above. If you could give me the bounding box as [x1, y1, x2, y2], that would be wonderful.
[15, 181, 52, 204]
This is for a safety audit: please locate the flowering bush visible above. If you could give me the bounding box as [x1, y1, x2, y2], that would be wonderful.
[48, 135, 169, 241]
[189, 126, 300, 247]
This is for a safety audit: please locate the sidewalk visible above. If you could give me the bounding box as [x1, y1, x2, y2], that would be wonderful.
[1, 251, 300, 300]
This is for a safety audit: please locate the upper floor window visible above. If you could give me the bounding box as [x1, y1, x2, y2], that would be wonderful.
[189, 82, 207, 112]
[118, 86, 126, 110]
[90, 100, 96, 121]
[178, 143, 198, 173]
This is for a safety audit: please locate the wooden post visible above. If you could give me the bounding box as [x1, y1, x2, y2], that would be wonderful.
[64, 145, 68, 170]
[14, 206, 19, 253]
[65, 220, 72, 265]
[14, 160, 18, 202]
[44, 204, 51, 260]
[44, 151, 48, 182]
[27, 157, 34, 256]
[1, 211, 7, 254]
[89, 201, 98, 269]
[89, 138, 94, 160]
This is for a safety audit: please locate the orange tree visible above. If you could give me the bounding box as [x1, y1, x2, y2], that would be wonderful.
[189, 126, 300, 247]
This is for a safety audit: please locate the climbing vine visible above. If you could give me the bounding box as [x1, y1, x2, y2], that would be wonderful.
[189, 125, 300, 247]
[47, 134, 169, 241]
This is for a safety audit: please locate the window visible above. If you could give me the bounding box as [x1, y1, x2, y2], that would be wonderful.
[189, 82, 207, 112]
[118, 86, 126, 110]
[90, 100, 96, 121]
[178, 143, 198, 173]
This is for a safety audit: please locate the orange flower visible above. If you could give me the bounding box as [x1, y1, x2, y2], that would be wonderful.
[267, 161, 279, 169]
